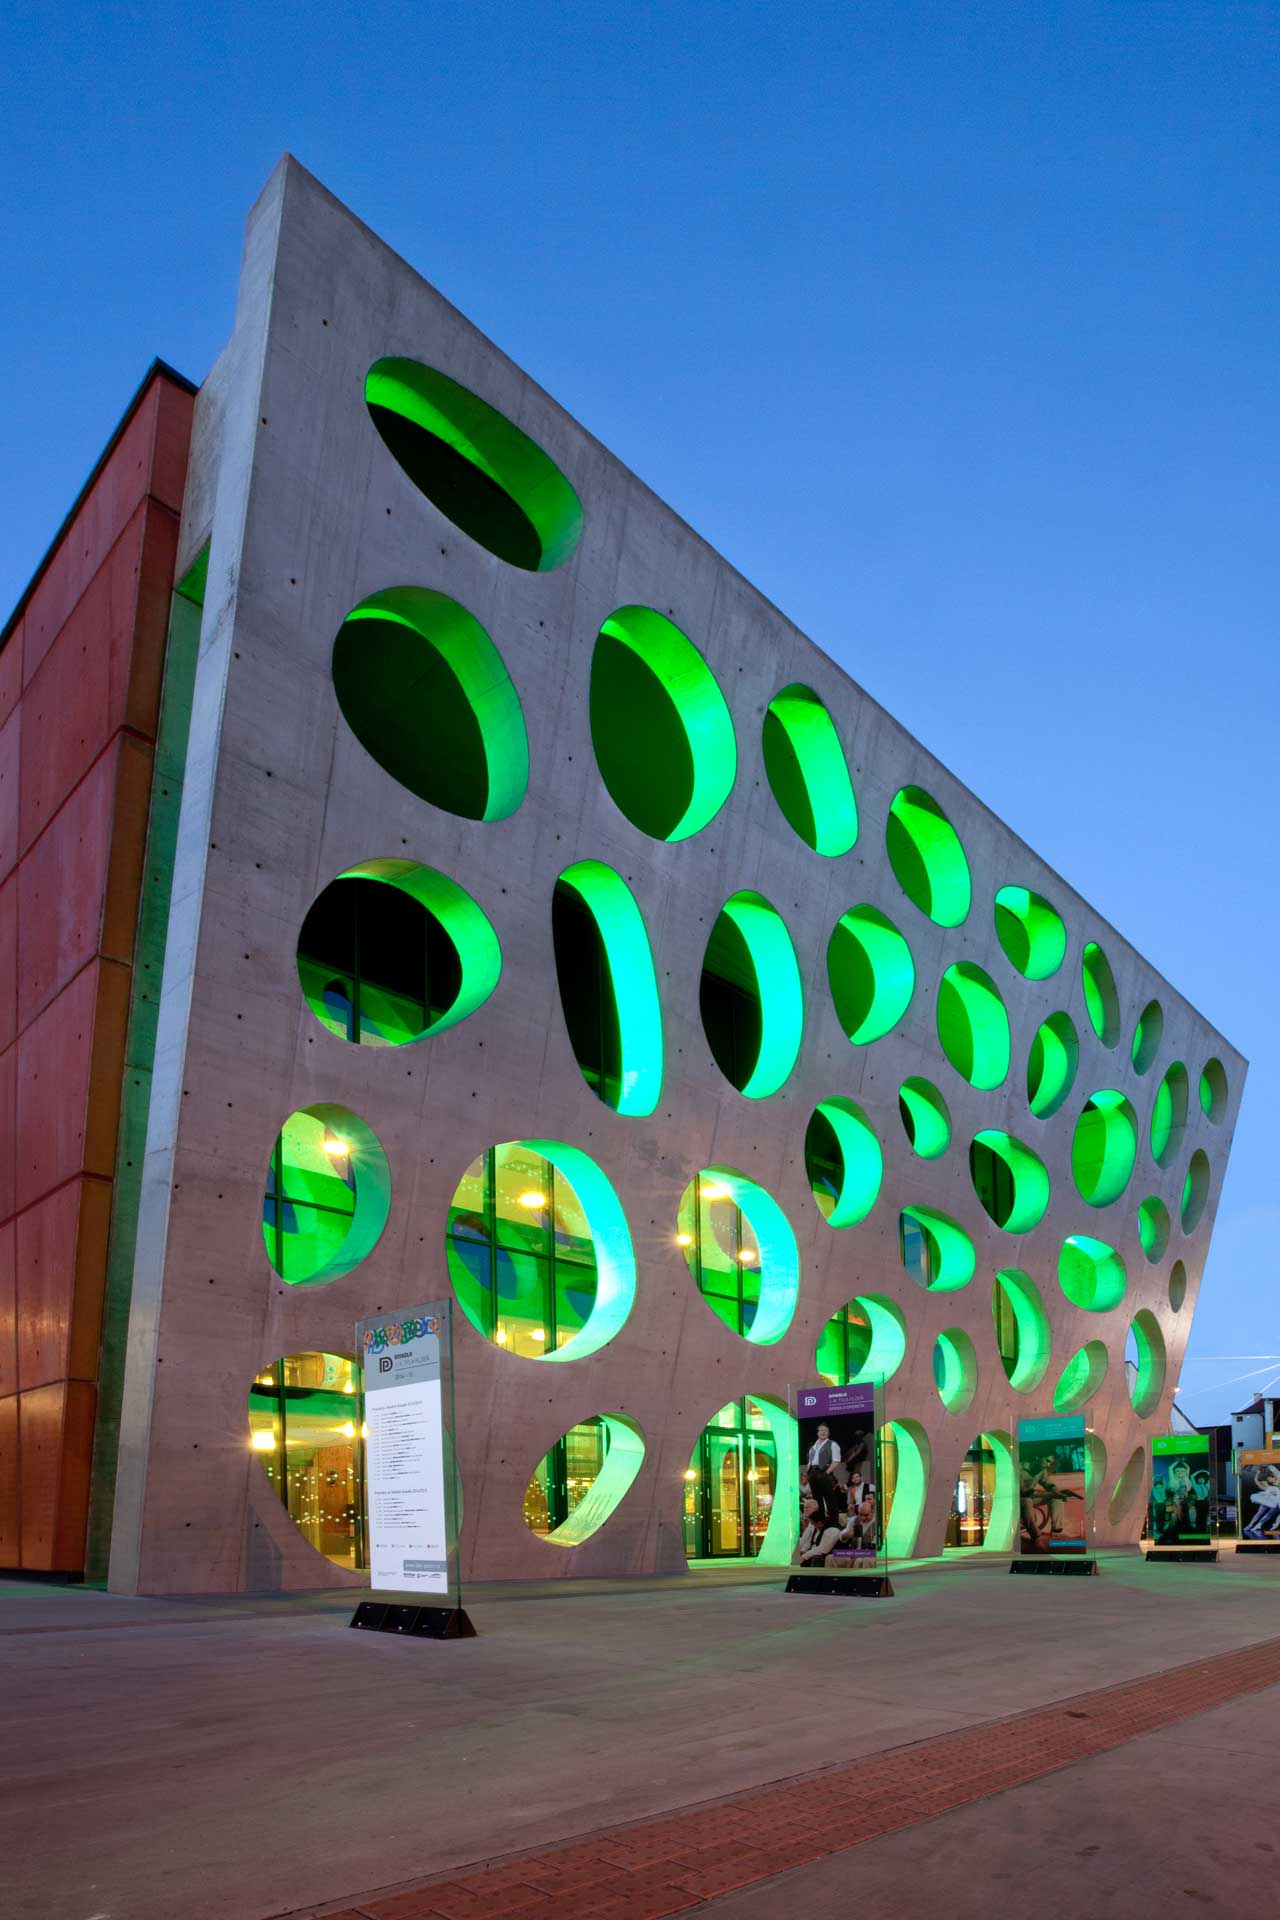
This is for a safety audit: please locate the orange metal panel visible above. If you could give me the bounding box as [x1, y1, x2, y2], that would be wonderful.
[16, 1176, 112, 1391]
[19, 1378, 97, 1569]
[0, 1219, 15, 1398]
[0, 1392, 18, 1565]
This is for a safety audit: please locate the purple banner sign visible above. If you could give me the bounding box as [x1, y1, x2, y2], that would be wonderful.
[797, 1383, 875, 1420]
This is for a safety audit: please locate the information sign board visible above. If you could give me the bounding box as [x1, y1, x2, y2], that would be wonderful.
[1238, 1446, 1280, 1542]
[793, 1383, 879, 1570]
[1150, 1433, 1212, 1544]
[1017, 1415, 1088, 1554]
[356, 1302, 457, 1599]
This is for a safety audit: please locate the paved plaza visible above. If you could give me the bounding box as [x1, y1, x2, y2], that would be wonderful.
[4, 1548, 1279, 1920]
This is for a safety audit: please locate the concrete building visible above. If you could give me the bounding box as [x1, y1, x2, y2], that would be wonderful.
[0, 157, 1245, 1593]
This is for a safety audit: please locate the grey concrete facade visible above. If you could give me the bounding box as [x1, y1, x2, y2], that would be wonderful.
[109, 156, 1245, 1595]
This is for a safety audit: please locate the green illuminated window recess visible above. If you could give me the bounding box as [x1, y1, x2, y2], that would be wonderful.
[1027, 1012, 1078, 1119]
[1199, 1058, 1227, 1122]
[1137, 1196, 1171, 1262]
[248, 1352, 365, 1570]
[1058, 1234, 1126, 1312]
[524, 1414, 645, 1545]
[447, 1141, 635, 1360]
[762, 683, 858, 855]
[898, 1077, 951, 1159]
[683, 1397, 796, 1563]
[992, 1269, 1052, 1392]
[678, 1170, 800, 1345]
[365, 357, 582, 572]
[970, 1130, 1050, 1233]
[933, 1328, 978, 1416]
[332, 585, 529, 821]
[700, 892, 803, 1099]
[1150, 1061, 1189, 1168]
[1132, 998, 1163, 1073]
[815, 1295, 907, 1386]
[899, 1205, 975, 1292]
[1127, 1310, 1166, 1417]
[994, 885, 1066, 979]
[1182, 1150, 1210, 1232]
[947, 1432, 1016, 1551]
[937, 962, 1010, 1090]
[886, 786, 971, 927]
[589, 605, 736, 841]
[1071, 1090, 1138, 1207]
[881, 1420, 930, 1557]
[1055, 1341, 1107, 1413]
[827, 904, 915, 1044]
[1082, 941, 1120, 1047]
[262, 1106, 391, 1285]
[552, 861, 663, 1115]
[804, 1098, 882, 1226]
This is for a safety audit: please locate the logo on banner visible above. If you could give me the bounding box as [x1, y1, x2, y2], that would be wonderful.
[378, 1356, 393, 1373]
[364, 1314, 440, 1354]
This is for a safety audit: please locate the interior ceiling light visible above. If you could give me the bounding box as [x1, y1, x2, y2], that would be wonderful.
[517, 1189, 548, 1209]
[321, 1134, 350, 1157]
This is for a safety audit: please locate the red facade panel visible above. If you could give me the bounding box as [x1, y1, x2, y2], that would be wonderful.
[19, 1379, 98, 1570]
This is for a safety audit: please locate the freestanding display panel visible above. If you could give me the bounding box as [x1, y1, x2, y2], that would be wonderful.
[786, 1382, 892, 1596]
[1012, 1414, 1096, 1575]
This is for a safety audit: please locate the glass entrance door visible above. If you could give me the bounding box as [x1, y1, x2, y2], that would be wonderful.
[684, 1400, 779, 1559]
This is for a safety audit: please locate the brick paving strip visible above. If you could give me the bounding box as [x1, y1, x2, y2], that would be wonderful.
[294, 1634, 1280, 1920]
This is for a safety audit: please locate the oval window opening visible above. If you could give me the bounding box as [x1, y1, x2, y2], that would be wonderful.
[1132, 999, 1163, 1074]
[589, 606, 735, 841]
[815, 1295, 907, 1386]
[365, 357, 582, 571]
[262, 1107, 391, 1286]
[1199, 1058, 1228, 1123]
[552, 861, 662, 1116]
[248, 1352, 367, 1570]
[1071, 1090, 1138, 1208]
[1127, 1310, 1167, 1418]
[1108, 1445, 1147, 1525]
[446, 1140, 635, 1360]
[332, 587, 528, 821]
[1058, 1234, 1127, 1313]
[970, 1130, 1050, 1234]
[683, 1396, 795, 1564]
[678, 1170, 800, 1345]
[700, 892, 803, 1099]
[1081, 941, 1120, 1048]
[298, 860, 500, 1047]
[1150, 1061, 1189, 1169]
[898, 1077, 951, 1159]
[1027, 1012, 1079, 1120]
[1137, 1196, 1171, 1263]
[937, 962, 1010, 1090]
[886, 786, 971, 927]
[934, 1328, 978, 1417]
[524, 1414, 645, 1545]
[804, 1098, 882, 1228]
[1168, 1260, 1188, 1312]
[992, 1270, 1052, 1393]
[827, 905, 915, 1045]
[762, 683, 858, 856]
[994, 886, 1066, 980]
[1054, 1341, 1108, 1413]
[1181, 1149, 1211, 1233]
[899, 1205, 975, 1292]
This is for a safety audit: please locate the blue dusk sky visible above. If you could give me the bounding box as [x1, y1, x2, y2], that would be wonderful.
[1, 2, 1276, 1427]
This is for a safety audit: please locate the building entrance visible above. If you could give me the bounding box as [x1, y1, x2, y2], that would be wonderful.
[683, 1399, 778, 1558]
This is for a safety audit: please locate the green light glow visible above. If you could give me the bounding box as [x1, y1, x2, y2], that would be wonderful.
[883, 1420, 930, 1557]
[590, 606, 736, 842]
[1131, 998, 1163, 1074]
[886, 786, 971, 927]
[993, 1269, 1052, 1392]
[261, 1105, 391, 1286]
[815, 1294, 907, 1384]
[1027, 1012, 1078, 1119]
[1053, 1340, 1108, 1413]
[679, 1167, 801, 1345]
[555, 861, 663, 1116]
[1127, 1310, 1166, 1417]
[754, 1396, 802, 1566]
[982, 1431, 1018, 1551]
[1070, 1090, 1138, 1207]
[827, 904, 915, 1044]
[898, 1077, 951, 1159]
[1181, 1149, 1210, 1232]
[1081, 941, 1120, 1048]
[970, 1130, 1051, 1233]
[900, 1204, 976, 1292]
[1107, 1444, 1147, 1524]
[365, 357, 582, 571]
[702, 891, 803, 1098]
[1137, 1196, 1171, 1262]
[994, 886, 1066, 980]
[937, 962, 1010, 1090]
[536, 1414, 646, 1547]
[804, 1098, 882, 1227]
[524, 1141, 636, 1362]
[1150, 1061, 1188, 1168]
[934, 1328, 977, 1416]
[1058, 1234, 1127, 1312]
[761, 683, 858, 856]
[334, 586, 528, 821]
[1199, 1058, 1227, 1123]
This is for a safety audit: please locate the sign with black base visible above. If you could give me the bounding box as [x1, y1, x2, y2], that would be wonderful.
[1013, 1414, 1095, 1575]
[349, 1301, 474, 1640]
[1144, 1548, 1218, 1563]
[789, 1382, 890, 1598]
[1010, 1557, 1098, 1576]
[785, 1572, 894, 1597]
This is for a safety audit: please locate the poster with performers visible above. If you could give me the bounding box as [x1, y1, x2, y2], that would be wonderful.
[1150, 1434, 1212, 1544]
[1017, 1415, 1088, 1555]
[793, 1383, 879, 1570]
[1237, 1447, 1280, 1542]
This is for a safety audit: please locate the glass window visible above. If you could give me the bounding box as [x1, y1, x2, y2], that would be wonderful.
[447, 1145, 599, 1357]
[683, 1398, 778, 1559]
[247, 1352, 364, 1570]
[679, 1174, 762, 1336]
[263, 1113, 357, 1282]
[815, 1301, 873, 1385]
[297, 876, 463, 1046]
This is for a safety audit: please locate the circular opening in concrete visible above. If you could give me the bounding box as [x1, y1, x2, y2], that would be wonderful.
[1127, 1309, 1167, 1418]
[899, 1205, 975, 1292]
[297, 859, 500, 1047]
[247, 1351, 366, 1571]
[1058, 1234, 1127, 1312]
[827, 904, 915, 1044]
[1070, 1090, 1138, 1207]
[700, 891, 803, 1099]
[262, 1106, 391, 1286]
[1107, 1445, 1147, 1524]
[934, 1328, 978, 1416]
[552, 861, 663, 1117]
[762, 683, 858, 856]
[1027, 1012, 1079, 1120]
[898, 1076, 951, 1159]
[1054, 1340, 1108, 1413]
[937, 962, 1010, 1090]
[1131, 998, 1163, 1074]
[992, 1269, 1052, 1392]
[1137, 1196, 1171, 1263]
[1168, 1260, 1188, 1311]
[1181, 1149, 1211, 1233]
[1150, 1061, 1189, 1169]
[684, 1397, 794, 1564]
[523, 1414, 646, 1545]
[886, 785, 971, 926]
[446, 1140, 635, 1360]
[678, 1169, 800, 1345]
[1082, 941, 1120, 1048]
[1199, 1058, 1228, 1124]
[365, 357, 582, 571]
[815, 1294, 908, 1385]
[970, 1130, 1051, 1233]
[332, 586, 528, 820]
[590, 605, 736, 841]
[994, 885, 1066, 980]
[804, 1098, 883, 1228]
